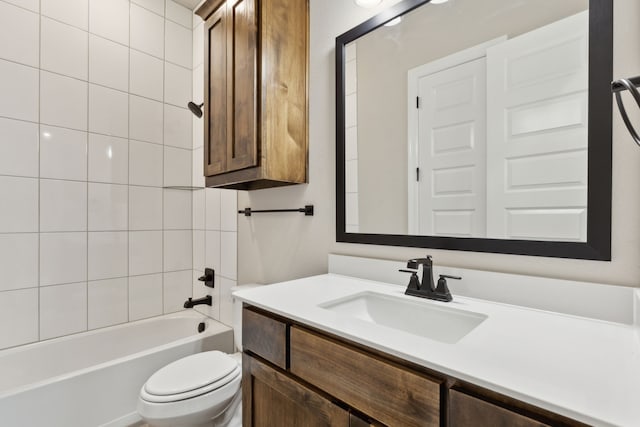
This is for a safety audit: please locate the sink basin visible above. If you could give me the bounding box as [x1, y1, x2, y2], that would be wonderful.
[320, 292, 487, 344]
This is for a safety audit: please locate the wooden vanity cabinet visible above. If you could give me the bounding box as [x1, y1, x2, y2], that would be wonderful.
[242, 306, 588, 427]
[195, 0, 308, 190]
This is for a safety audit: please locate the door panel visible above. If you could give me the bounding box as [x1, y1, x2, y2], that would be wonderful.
[417, 58, 487, 237]
[227, 0, 258, 172]
[486, 11, 589, 241]
[205, 7, 228, 175]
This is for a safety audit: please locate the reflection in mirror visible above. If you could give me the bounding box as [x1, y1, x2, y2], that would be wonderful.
[344, 0, 590, 242]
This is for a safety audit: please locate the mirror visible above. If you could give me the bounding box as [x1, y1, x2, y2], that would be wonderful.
[336, 0, 612, 260]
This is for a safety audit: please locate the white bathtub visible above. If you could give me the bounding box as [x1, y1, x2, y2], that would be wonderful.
[0, 310, 234, 427]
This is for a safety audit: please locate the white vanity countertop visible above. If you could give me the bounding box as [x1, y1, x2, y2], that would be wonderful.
[234, 274, 640, 427]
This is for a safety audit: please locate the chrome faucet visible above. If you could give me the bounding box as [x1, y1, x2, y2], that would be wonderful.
[399, 255, 460, 302]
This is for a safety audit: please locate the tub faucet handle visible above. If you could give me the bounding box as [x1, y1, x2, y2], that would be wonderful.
[198, 268, 215, 288]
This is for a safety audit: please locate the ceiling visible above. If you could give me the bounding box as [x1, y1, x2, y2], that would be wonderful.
[173, 0, 202, 11]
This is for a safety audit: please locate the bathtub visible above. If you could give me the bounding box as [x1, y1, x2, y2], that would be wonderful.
[0, 310, 234, 427]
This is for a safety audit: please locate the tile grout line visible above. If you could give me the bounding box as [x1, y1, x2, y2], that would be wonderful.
[85, 0, 90, 333]
[37, 0, 42, 343]
[127, 0, 132, 325]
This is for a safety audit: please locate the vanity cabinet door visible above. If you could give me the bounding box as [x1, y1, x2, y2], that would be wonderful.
[449, 389, 550, 427]
[242, 353, 349, 427]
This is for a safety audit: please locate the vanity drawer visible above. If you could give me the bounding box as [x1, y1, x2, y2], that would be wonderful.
[449, 389, 550, 427]
[242, 308, 288, 369]
[289, 326, 441, 426]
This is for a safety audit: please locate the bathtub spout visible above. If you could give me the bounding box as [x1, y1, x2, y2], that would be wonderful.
[184, 295, 212, 308]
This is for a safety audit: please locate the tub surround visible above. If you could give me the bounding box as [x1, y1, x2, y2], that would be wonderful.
[235, 260, 640, 426]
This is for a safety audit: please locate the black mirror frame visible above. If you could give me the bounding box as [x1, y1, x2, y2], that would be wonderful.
[336, 0, 612, 260]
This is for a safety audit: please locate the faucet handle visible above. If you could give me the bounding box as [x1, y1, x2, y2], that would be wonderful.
[435, 275, 460, 302]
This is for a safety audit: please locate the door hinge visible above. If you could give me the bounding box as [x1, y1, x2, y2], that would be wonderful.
[416, 96, 420, 109]
[416, 167, 420, 181]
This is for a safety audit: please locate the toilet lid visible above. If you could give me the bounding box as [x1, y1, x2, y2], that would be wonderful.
[144, 351, 238, 397]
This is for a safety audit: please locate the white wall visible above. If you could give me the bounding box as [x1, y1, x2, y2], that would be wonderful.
[0, 0, 202, 351]
[238, 0, 640, 289]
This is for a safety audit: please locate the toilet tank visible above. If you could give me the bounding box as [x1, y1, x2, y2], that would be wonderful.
[231, 284, 263, 351]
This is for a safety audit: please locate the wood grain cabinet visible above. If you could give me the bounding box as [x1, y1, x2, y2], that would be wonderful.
[242, 306, 588, 427]
[195, 0, 308, 190]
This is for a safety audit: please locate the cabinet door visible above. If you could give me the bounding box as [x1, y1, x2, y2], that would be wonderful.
[204, 6, 228, 176]
[243, 354, 349, 427]
[226, 0, 258, 172]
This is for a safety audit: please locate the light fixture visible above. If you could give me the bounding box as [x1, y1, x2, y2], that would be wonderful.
[384, 17, 402, 26]
[430, 0, 449, 4]
[354, 0, 382, 8]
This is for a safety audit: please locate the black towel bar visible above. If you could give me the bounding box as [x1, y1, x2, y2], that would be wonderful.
[612, 76, 640, 147]
[239, 205, 314, 217]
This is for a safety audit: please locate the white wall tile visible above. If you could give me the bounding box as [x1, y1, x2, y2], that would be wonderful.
[88, 183, 128, 231]
[220, 190, 237, 232]
[164, 230, 192, 271]
[40, 282, 87, 339]
[192, 147, 205, 188]
[0, 233, 38, 292]
[0, 176, 38, 233]
[164, 189, 192, 229]
[3, 0, 38, 13]
[192, 63, 203, 104]
[41, 71, 88, 131]
[42, 0, 88, 30]
[0, 288, 38, 349]
[164, 104, 192, 149]
[345, 127, 358, 161]
[165, 20, 191, 68]
[88, 231, 128, 280]
[193, 230, 205, 271]
[193, 114, 204, 149]
[89, 35, 129, 92]
[129, 140, 163, 187]
[88, 278, 128, 329]
[88, 133, 128, 184]
[40, 232, 87, 286]
[205, 230, 220, 272]
[0, 59, 39, 122]
[193, 189, 205, 230]
[164, 146, 191, 187]
[220, 231, 237, 280]
[163, 270, 192, 313]
[192, 12, 202, 29]
[0, 2, 39, 67]
[130, 4, 164, 58]
[41, 17, 88, 81]
[40, 180, 87, 232]
[166, 1, 192, 28]
[129, 273, 163, 321]
[129, 185, 163, 230]
[164, 63, 191, 108]
[0, 118, 38, 177]
[132, 0, 164, 16]
[89, 84, 129, 138]
[205, 188, 221, 230]
[345, 159, 358, 193]
[129, 96, 164, 144]
[219, 277, 236, 326]
[40, 126, 88, 181]
[192, 24, 203, 69]
[130, 50, 164, 101]
[129, 230, 163, 275]
[89, 0, 129, 46]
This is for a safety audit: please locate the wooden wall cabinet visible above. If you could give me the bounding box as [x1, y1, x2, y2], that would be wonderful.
[195, 0, 308, 190]
[242, 306, 589, 427]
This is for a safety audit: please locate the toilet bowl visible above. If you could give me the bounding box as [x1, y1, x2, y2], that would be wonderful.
[137, 285, 261, 427]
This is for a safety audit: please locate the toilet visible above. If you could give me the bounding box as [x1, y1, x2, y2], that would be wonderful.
[137, 285, 260, 427]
